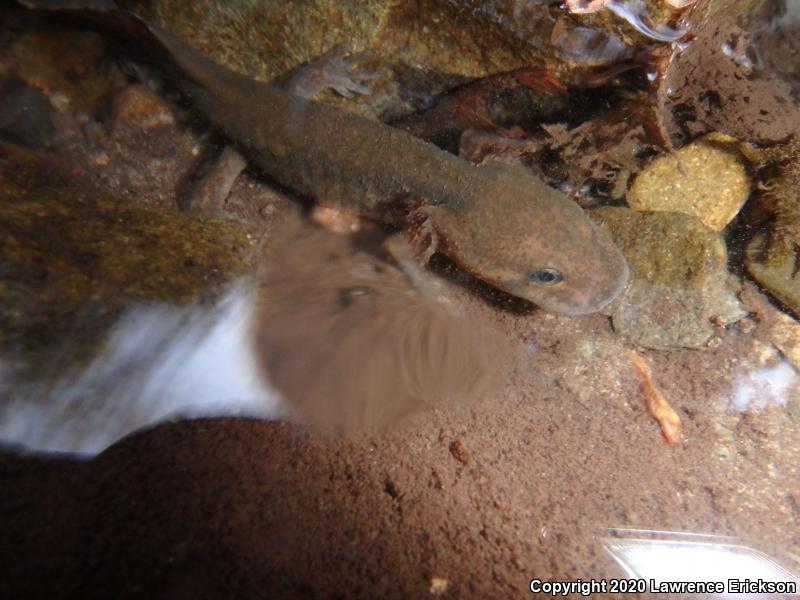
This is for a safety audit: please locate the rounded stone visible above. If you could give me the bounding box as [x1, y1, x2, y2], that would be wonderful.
[590, 206, 744, 350]
[745, 232, 800, 316]
[626, 133, 751, 232]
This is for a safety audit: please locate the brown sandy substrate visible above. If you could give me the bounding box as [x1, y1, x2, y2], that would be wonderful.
[1, 279, 798, 599]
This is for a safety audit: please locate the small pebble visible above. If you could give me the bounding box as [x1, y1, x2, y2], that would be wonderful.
[108, 84, 175, 138]
[429, 577, 449, 595]
[48, 91, 70, 112]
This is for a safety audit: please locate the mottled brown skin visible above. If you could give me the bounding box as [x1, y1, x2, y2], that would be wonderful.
[22, 1, 629, 315]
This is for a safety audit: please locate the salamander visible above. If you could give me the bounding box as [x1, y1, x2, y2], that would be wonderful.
[18, 0, 629, 315]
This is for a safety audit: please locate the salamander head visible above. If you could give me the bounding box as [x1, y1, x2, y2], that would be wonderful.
[430, 164, 629, 316]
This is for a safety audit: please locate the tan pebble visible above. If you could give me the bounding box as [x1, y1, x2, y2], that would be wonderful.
[565, 0, 609, 13]
[91, 152, 110, 166]
[48, 91, 70, 112]
[737, 318, 756, 334]
[429, 577, 449, 595]
[310, 205, 363, 233]
[448, 440, 471, 465]
[761, 312, 800, 372]
[109, 85, 175, 137]
[627, 133, 751, 231]
[750, 339, 780, 366]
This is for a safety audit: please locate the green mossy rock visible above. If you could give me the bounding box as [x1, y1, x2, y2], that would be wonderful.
[0, 144, 254, 364]
[591, 206, 743, 349]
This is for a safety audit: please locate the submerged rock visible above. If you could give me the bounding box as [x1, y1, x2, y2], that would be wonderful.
[1, 28, 126, 119]
[0, 144, 254, 367]
[627, 133, 751, 231]
[740, 281, 800, 374]
[742, 138, 800, 316]
[124, 0, 694, 124]
[745, 234, 800, 317]
[591, 207, 744, 349]
[652, 8, 800, 145]
[0, 75, 56, 147]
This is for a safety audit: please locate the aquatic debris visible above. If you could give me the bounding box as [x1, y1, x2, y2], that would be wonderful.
[628, 350, 682, 445]
[394, 66, 566, 152]
[541, 111, 650, 199]
[741, 137, 800, 245]
[566, 0, 688, 42]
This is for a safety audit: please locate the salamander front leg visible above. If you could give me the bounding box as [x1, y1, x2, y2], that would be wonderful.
[383, 224, 450, 308]
[287, 44, 381, 100]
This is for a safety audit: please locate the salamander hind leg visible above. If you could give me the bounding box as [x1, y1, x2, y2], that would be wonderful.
[181, 145, 247, 215]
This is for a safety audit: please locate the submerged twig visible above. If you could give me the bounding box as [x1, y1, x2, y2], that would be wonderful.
[629, 350, 682, 445]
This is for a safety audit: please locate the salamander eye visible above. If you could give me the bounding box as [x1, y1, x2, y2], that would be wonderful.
[530, 268, 563, 286]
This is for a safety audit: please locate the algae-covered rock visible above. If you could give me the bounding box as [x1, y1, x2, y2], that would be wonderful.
[125, 0, 395, 83]
[741, 138, 800, 316]
[0, 144, 255, 364]
[124, 0, 691, 104]
[745, 234, 800, 316]
[591, 207, 744, 349]
[627, 133, 751, 231]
